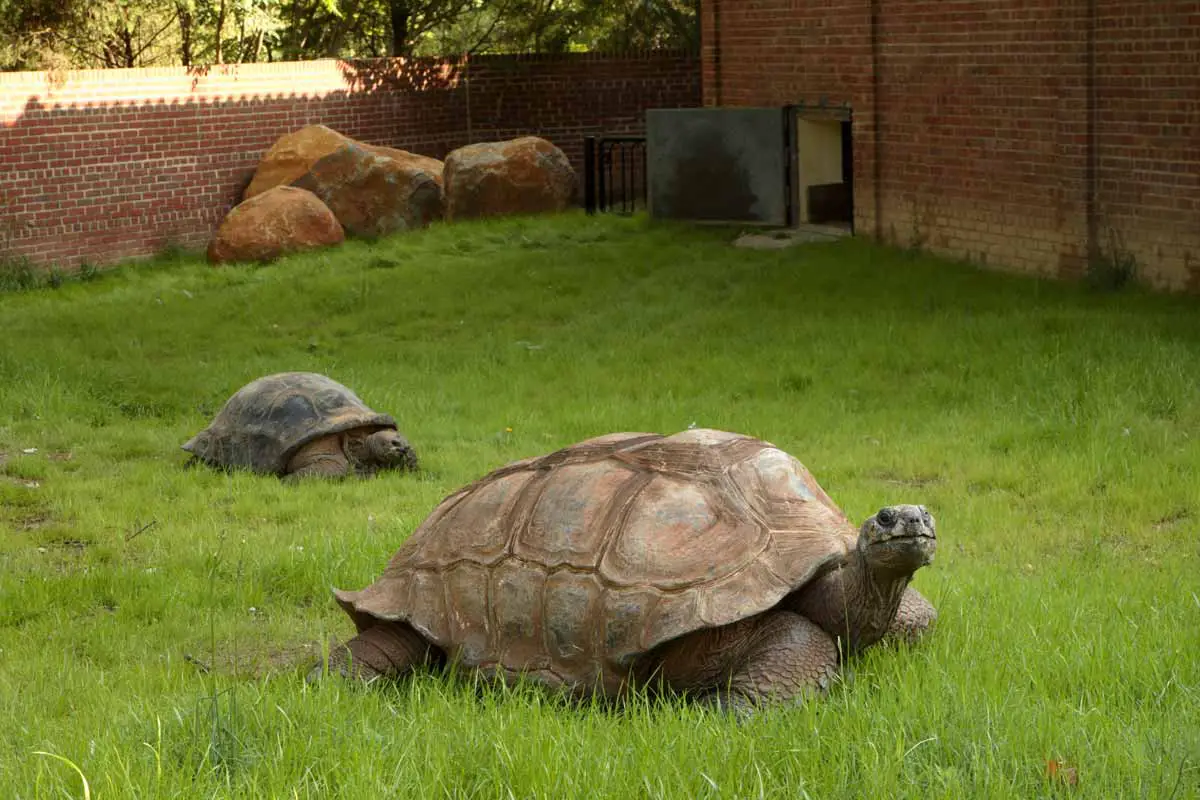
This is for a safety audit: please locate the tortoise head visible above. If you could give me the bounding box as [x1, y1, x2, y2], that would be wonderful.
[363, 429, 418, 471]
[857, 504, 936, 576]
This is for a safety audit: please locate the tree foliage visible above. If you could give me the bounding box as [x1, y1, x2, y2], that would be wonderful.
[0, 0, 698, 70]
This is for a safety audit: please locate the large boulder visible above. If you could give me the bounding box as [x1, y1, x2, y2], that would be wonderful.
[362, 145, 445, 186]
[291, 141, 444, 237]
[243, 125, 347, 201]
[443, 136, 576, 221]
[207, 186, 344, 264]
[244, 124, 445, 202]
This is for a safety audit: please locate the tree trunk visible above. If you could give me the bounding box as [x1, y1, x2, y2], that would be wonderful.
[102, 38, 120, 68]
[389, 0, 410, 56]
[214, 0, 226, 63]
[122, 26, 135, 66]
[176, 2, 194, 65]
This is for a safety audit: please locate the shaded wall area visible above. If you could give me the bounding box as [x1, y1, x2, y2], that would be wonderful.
[701, 0, 1199, 290]
[0, 51, 700, 269]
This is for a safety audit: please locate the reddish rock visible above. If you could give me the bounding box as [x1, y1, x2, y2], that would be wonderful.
[243, 125, 347, 201]
[365, 144, 446, 187]
[443, 137, 576, 221]
[292, 141, 444, 237]
[207, 186, 344, 264]
[244, 124, 445, 204]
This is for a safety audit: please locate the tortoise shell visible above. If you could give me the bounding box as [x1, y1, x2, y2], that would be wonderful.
[334, 428, 857, 697]
[182, 372, 397, 474]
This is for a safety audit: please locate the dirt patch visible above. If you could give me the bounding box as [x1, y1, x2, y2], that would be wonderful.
[16, 511, 53, 530]
[1, 477, 41, 488]
[43, 536, 88, 552]
[1152, 508, 1191, 530]
[733, 224, 849, 250]
[185, 640, 327, 681]
[871, 471, 943, 489]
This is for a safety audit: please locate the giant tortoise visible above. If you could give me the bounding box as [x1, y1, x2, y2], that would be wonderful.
[183, 372, 417, 480]
[313, 428, 937, 709]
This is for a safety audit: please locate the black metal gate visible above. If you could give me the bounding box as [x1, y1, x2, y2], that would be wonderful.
[582, 136, 647, 215]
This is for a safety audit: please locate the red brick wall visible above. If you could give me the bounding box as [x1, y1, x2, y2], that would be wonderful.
[702, 0, 1200, 291]
[1094, 1, 1200, 290]
[454, 53, 698, 180]
[0, 51, 699, 269]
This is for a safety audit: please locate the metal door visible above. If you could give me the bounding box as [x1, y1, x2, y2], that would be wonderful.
[646, 107, 792, 225]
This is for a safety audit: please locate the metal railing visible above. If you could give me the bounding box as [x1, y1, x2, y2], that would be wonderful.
[582, 135, 647, 215]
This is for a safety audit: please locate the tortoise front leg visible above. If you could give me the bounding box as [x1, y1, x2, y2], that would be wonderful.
[885, 586, 938, 644]
[652, 610, 840, 711]
[308, 620, 442, 683]
[284, 436, 350, 481]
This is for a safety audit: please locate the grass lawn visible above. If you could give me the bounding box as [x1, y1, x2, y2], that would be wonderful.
[1, 213, 1197, 798]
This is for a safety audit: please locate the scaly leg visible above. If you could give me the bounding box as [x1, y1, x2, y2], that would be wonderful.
[885, 586, 937, 644]
[650, 610, 840, 711]
[284, 437, 350, 481]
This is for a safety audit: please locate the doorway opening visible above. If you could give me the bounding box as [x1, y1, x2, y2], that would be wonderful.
[791, 112, 854, 232]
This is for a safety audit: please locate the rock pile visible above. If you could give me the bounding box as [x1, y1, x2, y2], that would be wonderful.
[208, 126, 577, 265]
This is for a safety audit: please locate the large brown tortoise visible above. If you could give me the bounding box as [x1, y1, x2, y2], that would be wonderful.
[312, 428, 937, 709]
[183, 372, 417, 480]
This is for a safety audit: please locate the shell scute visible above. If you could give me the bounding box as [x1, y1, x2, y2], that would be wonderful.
[404, 568, 447, 638]
[490, 559, 550, 670]
[599, 585, 662, 674]
[441, 561, 492, 664]
[542, 571, 602, 667]
[598, 474, 767, 590]
[402, 470, 534, 570]
[514, 460, 637, 570]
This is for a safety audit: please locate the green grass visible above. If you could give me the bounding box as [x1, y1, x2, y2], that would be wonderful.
[1, 213, 1198, 798]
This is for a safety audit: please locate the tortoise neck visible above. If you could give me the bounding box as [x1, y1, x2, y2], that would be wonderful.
[847, 550, 912, 649]
[342, 431, 369, 467]
[789, 550, 911, 655]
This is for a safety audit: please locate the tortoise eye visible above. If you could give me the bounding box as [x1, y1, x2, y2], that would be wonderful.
[877, 508, 896, 527]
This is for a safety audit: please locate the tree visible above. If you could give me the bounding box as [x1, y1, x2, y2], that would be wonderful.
[0, 0, 78, 70]
[0, 0, 699, 71]
[419, 0, 699, 55]
[0, 0, 180, 70]
[585, 0, 699, 51]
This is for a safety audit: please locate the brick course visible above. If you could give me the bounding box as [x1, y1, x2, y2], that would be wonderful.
[702, 0, 1199, 290]
[0, 52, 699, 269]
